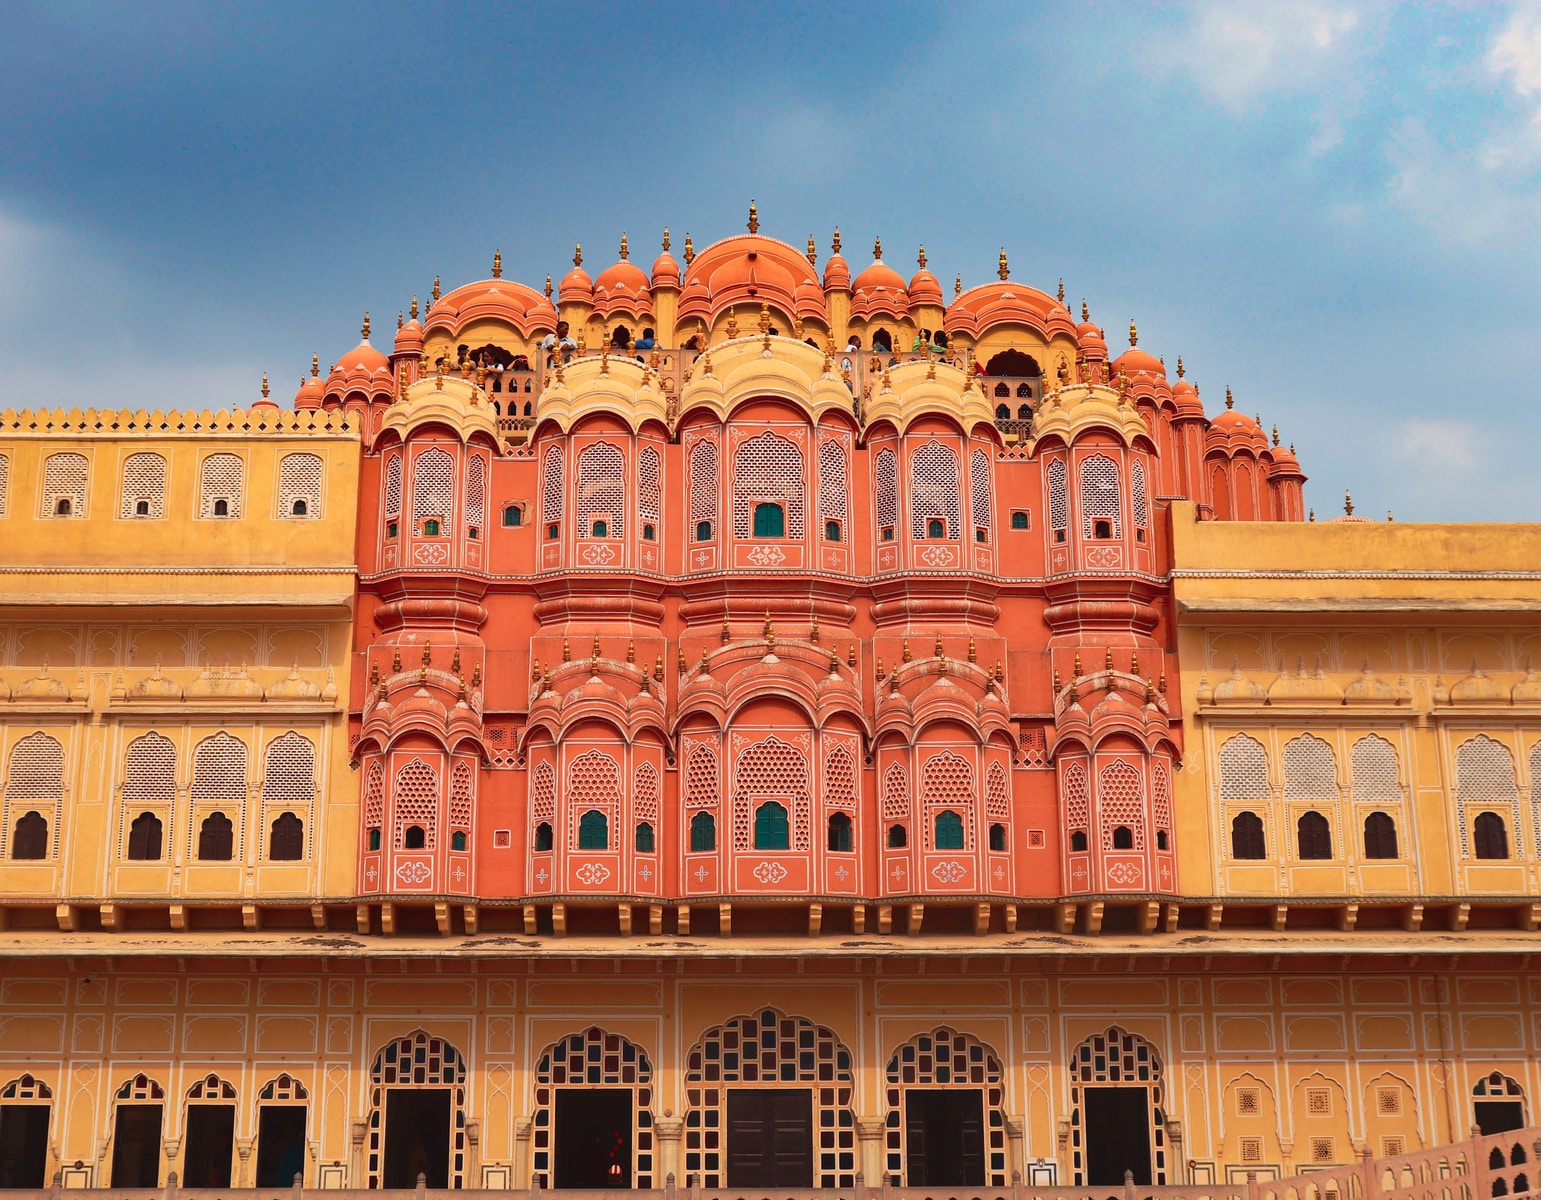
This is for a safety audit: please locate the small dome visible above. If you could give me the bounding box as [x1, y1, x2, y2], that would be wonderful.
[394, 319, 424, 355]
[252, 373, 280, 412]
[823, 252, 851, 291]
[651, 249, 680, 288]
[1266, 442, 1303, 476]
[851, 239, 909, 318]
[294, 375, 325, 409]
[908, 259, 944, 307]
[558, 244, 593, 304]
[337, 338, 389, 376]
[1170, 377, 1205, 419]
[946, 280, 1078, 341]
[852, 257, 906, 296]
[325, 319, 394, 400]
[1112, 347, 1165, 379]
[1077, 324, 1107, 359]
[427, 277, 558, 338]
[593, 237, 652, 316]
[678, 233, 829, 328]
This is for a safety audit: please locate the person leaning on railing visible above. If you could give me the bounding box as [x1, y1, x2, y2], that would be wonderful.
[540, 321, 577, 363]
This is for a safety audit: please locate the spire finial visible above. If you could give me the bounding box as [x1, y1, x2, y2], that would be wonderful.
[261, 372, 270, 399]
[1225, 386, 1234, 409]
[410, 295, 418, 321]
[997, 248, 1009, 280]
[492, 249, 502, 278]
[573, 243, 582, 267]
[831, 227, 842, 255]
[805, 233, 817, 264]
[361, 312, 371, 340]
[432, 275, 441, 304]
[1057, 278, 1065, 305]
[619, 232, 629, 260]
[1175, 355, 1184, 378]
[662, 226, 670, 251]
[397, 311, 403, 330]
[873, 236, 882, 261]
[683, 233, 695, 264]
[747, 199, 759, 233]
[311, 354, 319, 377]
[1081, 299, 1090, 322]
[1344, 490, 1354, 516]
[917, 244, 927, 269]
[1129, 319, 1138, 347]
[1272, 425, 1280, 447]
[544, 273, 552, 299]
[954, 274, 962, 299]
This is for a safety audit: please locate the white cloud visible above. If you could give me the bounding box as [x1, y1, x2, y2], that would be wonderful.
[1395, 417, 1480, 472]
[1490, 3, 1541, 97]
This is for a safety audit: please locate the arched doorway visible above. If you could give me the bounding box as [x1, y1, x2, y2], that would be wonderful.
[1475, 1072, 1527, 1135]
[685, 1007, 855, 1188]
[1068, 1025, 1168, 1186]
[883, 1027, 1008, 1187]
[365, 1031, 467, 1189]
[0, 1074, 52, 1188]
[532, 1027, 654, 1189]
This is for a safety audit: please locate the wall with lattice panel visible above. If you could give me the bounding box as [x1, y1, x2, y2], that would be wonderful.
[823, 742, 857, 810]
[1097, 759, 1147, 850]
[1454, 734, 1521, 859]
[448, 761, 474, 832]
[1047, 456, 1068, 533]
[0, 451, 8, 517]
[1152, 757, 1174, 834]
[531, 760, 556, 821]
[1131, 458, 1149, 530]
[986, 760, 1010, 819]
[732, 431, 804, 539]
[412, 448, 455, 534]
[464, 456, 486, 530]
[576, 441, 625, 538]
[633, 761, 660, 823]
[875, 447, 898, 531]
[638, 445, 661, 525]
[2, 730, 66, 859]
[819, 438, 848, 529]
[970, 447, 992, 534]
[383, 454, 403, 517]
[565, 749, 621, 849]
[731, 734, 811, 851]
[189, 731, 249, 861]
[362, 759, 385, 830]
[120, 731, 177, 859]
[683, 743, 719, 810]
[920, 749, 975, 848]
[883, 1027, 1009, 1187]
[541, 444, 564, 526]
[120, 453, 166, 519]
[199, 453, 244, 519]
[1063, 760, 1090, 833]
[392, 757, 440, 850]
[688, 438, 716, 533]
[881, 761, 910, 820]
[278, 453, 323, 519]
[42, 451, 89, 518]
[909, 440, 960, 540]
[1079, 454, 1122, 539]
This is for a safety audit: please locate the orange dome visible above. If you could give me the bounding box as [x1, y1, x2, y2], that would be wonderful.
[1112, 348, 1165, 379]
[1170, 377, 1205, 420]
[1205, 390, 1269, 453]
[336, 339, 389, 376]
[324, 317, 394, 401]
[1266, 442, 1304, 477]
[851, 240, 909, 319]
[651, 250, 680, 289]
[426, 277, 559, 338]
[593, 250, 653, 318]
[677, 234, 829, 327]
[823, 253, 851, 291]
[558, 245, 593, 305]
[294, 359, 326, 409]
[394, 318, 424, 355]
[945, 281, 1078, 341]
[908, 267, 943, 307]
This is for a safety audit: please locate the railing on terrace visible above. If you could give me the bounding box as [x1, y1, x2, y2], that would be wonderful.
[8, 1126, 1538, 1200]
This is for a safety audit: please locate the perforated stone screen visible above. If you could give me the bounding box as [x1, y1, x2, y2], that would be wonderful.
[120, 453, 166, 519]
[412, 448, 455, 534]
[279, 453, 323, 518]
[199, 453, 244, 519]
[909, 441, 959, 540]
[733, 432, 804, 539]
[576, 442, 625, 538]
[1079, 454, 1121, 539]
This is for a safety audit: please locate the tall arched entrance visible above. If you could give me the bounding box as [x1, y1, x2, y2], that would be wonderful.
[532, 1027, 654, 1189]
[685, 1007, 855, 1189]
[365, 1031, 467, 1189]
[1068, 1025, 1168, 1186]
[883, 1027, 1008, 1187]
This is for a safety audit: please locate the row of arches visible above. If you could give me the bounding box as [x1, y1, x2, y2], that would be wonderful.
[23, 450, 323, 520]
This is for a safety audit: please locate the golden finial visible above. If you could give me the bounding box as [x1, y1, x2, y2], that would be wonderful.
[662, 227, 670, 251]
[562, 638, 571, 662]
[902, 638, 912, 662]
[1081, 299, 1090, 322]
[807, 234, 817, 264]
[934, 633, 944, 658]
[1074, 651, 1083, 677]
[361, 312, 371, 340]
[599, 341, 609, 375]
[1344, 490, 1354, 516]
[654, 653, 664, 681]
[699, 648, 709, 674]
[1105, 646, 1114, 672]
[968, 636, 977, 663]
[261, 372, 270, 399]
[747, 199, 759, 233]
[573, 243, 582, 267]
[492, 249, 502, 278]
[392, 649, 401, 673]
[451, 646, 461, 675]
[1387, 510, 1394, 522]
[1129, 319, 1138, 347]
[619, 232, 629, 260]
[1290, 443, 1296, 454]
[410, 295, 418, 321]
[1175, 355, 1184, 378]
[435, 358, 446, 390]
[954, 274, 962, 299]
[810, 613, 820, 642]
[421, 640, 433, 668]
[1130, 650, 1139, 675]
[726, 308, 738, 339]
[873, 236, 882, 260]
[1272, 425, 1280, 447]
[757, 302, 771, 335]
[1225, 386, 1235, 410]
[876, 656, 885, 680]
[1057, 278, 1065, 305]
[763, 610, 773, 636]
[1309, 509, 1316, 521]
[543, 273, 552, 300]
[997, 248, 1008, 280]
[432, 275, 441, 304]
[722, 617, 731, 643]
[927, 355, 936, 381]
[396, 311, 403, 331]
[917, 245, 927, 269]
[995, 659, 1003, 682]
[831, 227, 841, 255]
[1053, 666, 1062, 692]
[830, 648, 840, 675]
[683, 233, 695, 264]
[311, 354, 319, 377]
[848, 642, 857, 667]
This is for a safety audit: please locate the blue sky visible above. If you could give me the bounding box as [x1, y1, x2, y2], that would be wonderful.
[3, 1, 1539, 520]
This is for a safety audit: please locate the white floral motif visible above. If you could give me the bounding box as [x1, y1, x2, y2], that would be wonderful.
[574, 862, 612, 886]
[752, 860, 788, 884]
[1106, 860, 1143, 886]
[930, 860, 967, 884]
[746, 545, 786, 567]
[581, 544, 616, 565]
[693, 549, 711, 567]
[1085, 546, 1124, 569]
[879, 548, 896, 569]
[920, 545, 955, 567]
[414, 543, 448, 565]
[395, 860, 432, 885]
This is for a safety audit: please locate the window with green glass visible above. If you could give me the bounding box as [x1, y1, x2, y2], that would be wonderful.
[635, 822, 654, 853]
[578, 809, 608, 850]
[689, 811, 715, 852]
[934, 810, 964, 849]
[753, 800, 790, 850]
[752, 502, 785, 538]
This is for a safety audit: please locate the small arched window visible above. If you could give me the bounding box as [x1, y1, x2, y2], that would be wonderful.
[934, 810, 964, 850]
[502, 504, 523, 527]
[55, 498, 71, 516]
[1011, 511, 1029, 530]
[197, 812, 234, 861]
[11, 811, 47, 860]
[1297, 810, 1332, 860]
[135, 499, 150, 517]
[752, 503, 785, 538]
[1231, 811, 1266, 859]
[291, 499, 308, 516]
[368, 828, 381, 851]
[404, 825, 426, 850]
[127, 812, 163, 861]
[1475, 811, 1509, 860]
[827, 812, 852, 852]
[212, 498, 229, 517]
[534, 822, 554, 852]
[754, 801, 790, 850]
[1363, 811, 1398, 859]
[1112, 825, 1134, 850]
[451, 830, 467, 852]
[592, 520, 608, 538]
[996, 404, 1011, 420]
[696, 520, 713, 541]
[988, 822, 1007, 852]
[423, 519, 440, 537]
[825, 520, 841, 542]
[635, 822, 655, 853]
[1070, 830, 1088, 852]
[578, 809, 609, 850]
[690, 811, 716, 852]
[887, 824, 907, 848]
[269, 812, 304, 861]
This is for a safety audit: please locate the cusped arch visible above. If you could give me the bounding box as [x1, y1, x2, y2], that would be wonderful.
[882, 1026, 1008, 1187]
[1067, 1025, 1169, 1186]
[531, 1026, 656, 1189]
[365, 1030, 467, 1190]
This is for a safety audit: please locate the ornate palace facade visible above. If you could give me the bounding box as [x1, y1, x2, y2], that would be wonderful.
[0, 211, 1538, 1196]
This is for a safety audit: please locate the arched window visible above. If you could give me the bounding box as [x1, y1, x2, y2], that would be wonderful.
[875, 447, 898, 541]
[1079, 455, 1121, 540]
[542, 444, 564, 530]
[269, 812, 304, 860]
[1231, 811, 1266, 859]
[1457, 736, 1519, 859]
[197, 812, 233, 861]
[734, 432, 804, 540]
[578, 809, 609, 850]
[1047, 457, 1068, 542]
[576, 441, 624, 539]
[534, 822, 553, 852]
[827, 811, 852, 852]
[1011, 511, 1029, 530]
[689, 439, 717, 541]
[278, 453, 323, 519]
[753, 800, 790, 850]
[752, 502, 785, 537]
[502, 504, 523, 527]
[970, 447, 991, 539]
[403, 825, 426, 850]
[1070, 830, 1088, 851]
[1297, 810, 1332, 859]
[1363, 811, 1398, 859]
[635, 822, 654, 853]
[120, 452, 166, 519]
[988, 822, 1007, 852]
[888, 823, 907, 848]
[689, 810, 715, 852]
[368, 828, 381, 850]
[1475, 811, 1509, 860]
[200, 453, 244, 519]
[934, 810, 965, 850]
[127, 812, 163, 860]
[1112, 825, 1134, 849]
[43, 452, 88, 519]
[412, 447, 454, 536]
[11, 810, 48, 860]
[450, 830, 466, 851]
[910, 441, 960, 540]
[819, 439, 847, 543]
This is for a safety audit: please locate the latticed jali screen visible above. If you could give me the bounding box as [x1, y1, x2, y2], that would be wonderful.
[532, 1028, 654, 1188]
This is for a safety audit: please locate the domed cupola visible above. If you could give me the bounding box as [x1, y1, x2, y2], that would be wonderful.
[907, 245, 944, 307]
[252, 372, 280, 413]
[294, 355, 326, 410]
[651, 227, 681, 289]
[1169, 357, 1205, 419]
[593, 233, 653, 317]
[1110, 319, 1166, 381]
[1075, 300, 1107, 363]
[851, 236, 910, 319]
[558, 243, 594, 305]
[393, 296, 424, 357]
[822, 228, 851, 291]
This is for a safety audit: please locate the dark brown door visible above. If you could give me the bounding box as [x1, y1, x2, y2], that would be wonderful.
[1084, 1087, 1152, 1186]
[183, 1104, 235, 1187]
[111, 1104, 163, 1188]
[0, 1105, 50, 1188]
[383, 1090, 450, 1188]
[554, 1090, 632, 1188]
[726, 1089, 812, 1187]
[255, 1106, 308, 1187]
[905, 1089, 985, 1186]
[1476, 1100, 1526, 1136]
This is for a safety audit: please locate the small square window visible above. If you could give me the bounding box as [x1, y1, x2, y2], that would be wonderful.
[1093, 519, 1112, 539]
[492, 829, 512, 849]
[547, 523, 559, 540]
[502, 505, 523, 527]
[881, 526, 894, 542]
[423, 518, 441, 536]
[974, 527, 987, 543]
[926, 518, 944, 539]
[387, 521, 399, 538]
[1027, 829, 1046, 848]
[825, 520, 841, 542]
[1054, 529, 1066, 543]
[695, 520, 713, 541]
[592, 520, 608, 538]
[468, 526, 479, 540]
[1010, 510, 1030, 530]
[1136, 528, 1145, 542]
